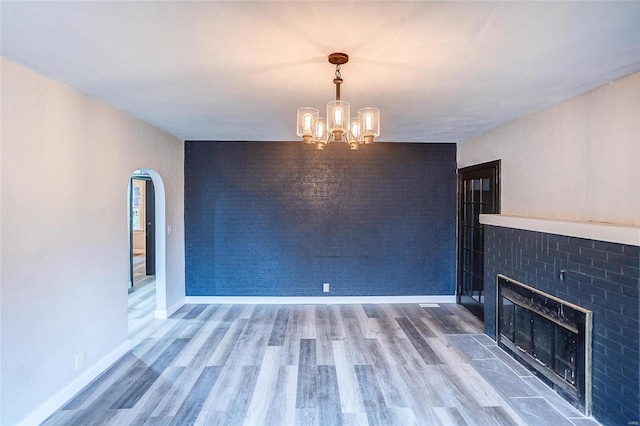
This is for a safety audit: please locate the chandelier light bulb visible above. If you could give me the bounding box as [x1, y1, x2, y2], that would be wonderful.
[303, 114, 313, 133]
[334, 107, 343, 125]
[296, 107, 319, 143]
[351, 121, 361, 138]
[358, 107, 380, 144]
[364, 113, 373, 131]
[315, 119, 327, 141]
[348, 118, 364, 150]
[327, 100, 349, 142]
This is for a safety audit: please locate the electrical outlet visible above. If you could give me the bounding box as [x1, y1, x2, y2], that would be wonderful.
[75, 351, 84, 370]
[323, 283, 330, 293]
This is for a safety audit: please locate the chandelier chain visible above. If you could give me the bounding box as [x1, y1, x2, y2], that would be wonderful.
[335, 64, 341, 79]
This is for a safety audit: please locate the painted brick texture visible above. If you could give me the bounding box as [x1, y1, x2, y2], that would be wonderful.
[185, 141, 456, 297]
[484, 225, 639, 426]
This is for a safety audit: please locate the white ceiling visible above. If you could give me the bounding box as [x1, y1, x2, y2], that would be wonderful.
[2, 1, 639, 142]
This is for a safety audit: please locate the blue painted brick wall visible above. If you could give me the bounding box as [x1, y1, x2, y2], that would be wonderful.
[185, 141, 456, 297]
[484, 225, 639, 425]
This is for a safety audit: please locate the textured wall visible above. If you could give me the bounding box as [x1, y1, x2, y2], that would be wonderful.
[484, 225, 639, 426]
[1, 58, 184, 424]
[457, 71, 640, 226]
[185, 141, 456, 297]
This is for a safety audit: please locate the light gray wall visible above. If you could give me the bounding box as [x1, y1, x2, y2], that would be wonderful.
[0, 57, 185, 425]
[457, 71, 640, 226]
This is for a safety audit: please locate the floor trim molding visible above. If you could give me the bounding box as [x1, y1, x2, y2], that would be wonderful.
[184, 295, 456, 305]
[18, 340, 131, 426]
[155, 298, 186, 319]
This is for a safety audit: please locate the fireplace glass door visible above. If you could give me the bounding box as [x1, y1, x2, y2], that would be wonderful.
[497, 275, 591, 414]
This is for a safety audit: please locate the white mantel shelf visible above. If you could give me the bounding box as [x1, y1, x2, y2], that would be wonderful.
[479, 214, 640, 247]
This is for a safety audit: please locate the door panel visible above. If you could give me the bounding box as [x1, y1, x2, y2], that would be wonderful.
[129, 177, 134, 287]
[145, 179, 156, 275]
[457, 161, 500, 319]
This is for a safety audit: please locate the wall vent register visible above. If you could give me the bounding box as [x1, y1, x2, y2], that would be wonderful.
[496, 274, 592, 415]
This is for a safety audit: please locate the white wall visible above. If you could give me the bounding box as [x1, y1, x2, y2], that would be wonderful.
[0, 57, 185, 425]
[457, 71, 640, 226]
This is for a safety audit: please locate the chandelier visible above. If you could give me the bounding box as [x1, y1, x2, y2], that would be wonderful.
[297, 53, 380, 150]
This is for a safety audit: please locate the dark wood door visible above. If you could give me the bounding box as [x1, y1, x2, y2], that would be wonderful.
[129, 177, 134, 287]
[145, 179, 156, 275]
[457, 160, 500, 319]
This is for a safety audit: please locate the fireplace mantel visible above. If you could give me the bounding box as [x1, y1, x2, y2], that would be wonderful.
[479, 214, 640, 246]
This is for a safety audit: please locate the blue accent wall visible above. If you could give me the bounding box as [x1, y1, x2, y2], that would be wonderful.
[484, 226, 639, 425]
[185, 141, 456, 297]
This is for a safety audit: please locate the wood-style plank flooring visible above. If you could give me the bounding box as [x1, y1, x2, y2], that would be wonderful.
[128, 279, 156, 343]
[132, 254, 155, 288]
[44, 298, 600, 426]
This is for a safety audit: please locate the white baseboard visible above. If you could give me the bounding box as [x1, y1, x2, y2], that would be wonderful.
[184, 295, 456, 305]
[18, 340, 131, 426]
[155, 298, 185, 319]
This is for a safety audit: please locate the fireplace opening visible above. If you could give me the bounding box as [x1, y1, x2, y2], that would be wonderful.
[497, 274, 592, 415]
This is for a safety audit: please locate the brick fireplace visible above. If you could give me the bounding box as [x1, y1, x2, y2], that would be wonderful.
[480, 215, 639, 426]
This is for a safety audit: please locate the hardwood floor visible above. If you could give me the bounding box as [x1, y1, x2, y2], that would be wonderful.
[128, 279, 156, 343]
[132, 254, 154, 288]
[44, 302, 599, 425]
[128, 254, 157, 342]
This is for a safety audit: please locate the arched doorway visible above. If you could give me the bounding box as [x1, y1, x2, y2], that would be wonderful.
[129, 172, 155, 287]
[127, 169, 168, 340]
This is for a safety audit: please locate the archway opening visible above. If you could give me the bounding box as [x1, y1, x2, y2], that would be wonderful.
[127, 168, 168, 340]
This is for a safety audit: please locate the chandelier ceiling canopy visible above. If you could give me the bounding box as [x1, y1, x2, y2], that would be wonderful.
[297, 53, 380, 150]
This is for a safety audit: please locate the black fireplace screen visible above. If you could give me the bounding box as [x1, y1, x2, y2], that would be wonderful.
[497, 275, 592, 415]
